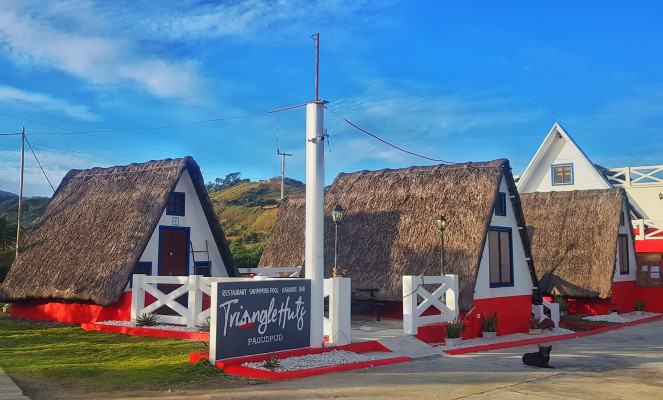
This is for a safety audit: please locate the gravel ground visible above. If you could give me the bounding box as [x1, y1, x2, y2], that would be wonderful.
[96, 320, 205, 332]
[583, 311, 660, 323]
[241, 350, 374, 372]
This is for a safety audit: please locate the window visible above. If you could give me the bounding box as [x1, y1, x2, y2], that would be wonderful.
[617, 235, 629, 275]
[494, 192, 507, 216]
[130, 262, 152, 288]
[552, 164, 573, 185]
[488, 227, 513, 287]
[167, 192, 185, 216]
[620, 210, 625, 227]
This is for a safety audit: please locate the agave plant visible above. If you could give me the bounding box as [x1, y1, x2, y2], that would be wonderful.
[445, 307, 476, 338]
[135, 313, 160, 327]
[480, 311, 498, 332]
[263, 353, 281, 370]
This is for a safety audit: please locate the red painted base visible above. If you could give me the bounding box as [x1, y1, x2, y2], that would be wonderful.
[10, 292, 132, 325]
[413, 294, 532, 343]
[81, 322, 210, 341]
[567, 280, 642, 315]
[190, 341, 411, 380]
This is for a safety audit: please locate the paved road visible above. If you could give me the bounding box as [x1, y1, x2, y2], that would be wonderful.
[154, 318, 663, 400]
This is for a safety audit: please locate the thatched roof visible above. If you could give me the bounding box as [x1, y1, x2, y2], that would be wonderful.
[259, 159, 537, 311]
[520, 189, 626, 299]
[0, 157, 236, 306]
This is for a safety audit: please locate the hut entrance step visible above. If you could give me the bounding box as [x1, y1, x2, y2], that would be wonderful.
[190, 240, 211, 277]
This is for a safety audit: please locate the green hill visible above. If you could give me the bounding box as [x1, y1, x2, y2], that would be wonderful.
[208, 177, 305, 268]
[0, 197, 50, 231]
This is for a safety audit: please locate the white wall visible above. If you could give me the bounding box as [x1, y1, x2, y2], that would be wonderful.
[613, 200, 637, 283]
[474, 176, 533, 300]
[522, 135, 608, 193]
[138, 170, 228, 278]
[622, 185, 663, 221]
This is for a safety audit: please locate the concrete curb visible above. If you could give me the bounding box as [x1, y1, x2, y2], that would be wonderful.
[0, 368, 29, 400]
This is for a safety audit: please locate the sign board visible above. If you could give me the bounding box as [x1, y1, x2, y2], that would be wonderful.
[210, 279, 311, 361]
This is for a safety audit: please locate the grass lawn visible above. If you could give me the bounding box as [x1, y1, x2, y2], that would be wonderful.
[0, 313, 257, 398]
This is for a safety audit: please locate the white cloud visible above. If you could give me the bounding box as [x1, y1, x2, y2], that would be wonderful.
[330, 79, 542, 142]
[0, 1, 200, 99]
[0, 86, 100, 121]
[0, 149, 104, 197]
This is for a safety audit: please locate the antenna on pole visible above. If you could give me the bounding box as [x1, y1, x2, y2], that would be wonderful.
[277, 149, 293, 201]
[16, 127, 24, 258]
[312, 33, 320, 102]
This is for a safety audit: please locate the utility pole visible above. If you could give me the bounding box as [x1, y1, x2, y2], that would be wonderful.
[16, 127, 24, 257]
[277, 149, 292, 201]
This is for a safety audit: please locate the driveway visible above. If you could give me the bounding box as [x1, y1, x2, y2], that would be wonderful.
[148, 318, 663, 400]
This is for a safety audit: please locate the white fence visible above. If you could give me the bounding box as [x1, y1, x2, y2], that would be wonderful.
[130, 274, 351, 341]
[130, 274, 222, 327]
[323, 277, 351, 345]
[532, 298, 560, 327]
[632, 219, 663, 241]
[606, 165, 663, 186]
[402, 275, 458, 335]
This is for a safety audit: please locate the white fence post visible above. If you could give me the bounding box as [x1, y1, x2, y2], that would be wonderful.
[130, 274, 145, 322]
[403, 275, 458, 335]
[327, 277, 351, 345]
[403, 275, 418, 335]
[188, 274, 201, 328]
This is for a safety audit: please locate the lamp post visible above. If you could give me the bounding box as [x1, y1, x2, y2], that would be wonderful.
[437, 215, 446, 276]
[332, 205, 344, 272]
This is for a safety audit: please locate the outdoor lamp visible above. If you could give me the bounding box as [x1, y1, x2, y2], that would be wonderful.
[437, 215, 446, 231]
[332, 204, 344, 223]
[437, 215, 446, 276]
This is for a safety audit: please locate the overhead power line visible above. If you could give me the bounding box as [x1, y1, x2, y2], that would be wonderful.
[324, 106, 458, 164]
[23, 135, 55, 192]
[0, 103, 307, 135]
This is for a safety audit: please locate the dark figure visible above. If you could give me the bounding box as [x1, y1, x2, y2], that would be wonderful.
[522, 344, 554, 368]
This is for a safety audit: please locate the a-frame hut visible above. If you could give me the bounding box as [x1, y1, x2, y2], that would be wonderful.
[520, 189, 637, 314]
[260, 159, 540, 335]
[1, 157, 237, 324]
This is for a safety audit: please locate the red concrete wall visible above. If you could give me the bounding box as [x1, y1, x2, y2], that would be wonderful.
[635, 287, 663, 313]
[567, 280, 638, 315]
[11, 292, 132, 325]
[413, 294, 532, 343]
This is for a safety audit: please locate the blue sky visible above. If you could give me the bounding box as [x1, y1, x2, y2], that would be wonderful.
[1, 1, 662, 197]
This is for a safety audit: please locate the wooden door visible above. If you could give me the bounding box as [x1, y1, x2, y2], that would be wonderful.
[158, 228, 189, 314]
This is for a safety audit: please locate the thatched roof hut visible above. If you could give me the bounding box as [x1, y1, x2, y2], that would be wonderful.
[520, 189, 627, 298]
[259, 159, 538, 311]
[1, 157, 236, 306]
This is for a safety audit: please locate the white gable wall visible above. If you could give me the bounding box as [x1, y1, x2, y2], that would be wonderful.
[474, 176, 533, 300]
[137, 170, 228, 278]
[518, 124, 610, 193]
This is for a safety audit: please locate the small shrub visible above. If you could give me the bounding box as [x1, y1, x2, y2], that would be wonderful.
[263, 353, 281, 370]
[196, 317, 211, 332]
[634, 299, 646, 312]
[135, 313, 160, 327]
[528, 315, 540, 329]
[552, 295, 568, 311]
[445, 307, 476, 338]
[480, 311, 498, 332]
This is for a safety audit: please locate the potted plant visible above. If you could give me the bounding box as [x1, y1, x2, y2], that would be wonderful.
[553, 295, 568, 316]
[528, 315, 541, 335]
[445, 307, 475, 346]
[634, 299, 646, 316]
[480, 311, 498, 338]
